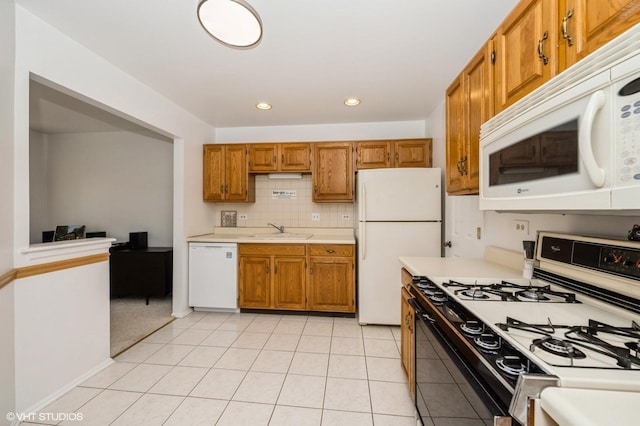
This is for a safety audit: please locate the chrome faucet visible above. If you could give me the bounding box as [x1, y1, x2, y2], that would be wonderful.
[268, 222, 285, 233]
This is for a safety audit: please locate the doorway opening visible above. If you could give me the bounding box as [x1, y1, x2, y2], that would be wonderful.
[28, 77, 175, 356]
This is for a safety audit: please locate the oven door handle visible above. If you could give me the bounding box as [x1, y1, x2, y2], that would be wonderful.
[407, 298, 436, 323]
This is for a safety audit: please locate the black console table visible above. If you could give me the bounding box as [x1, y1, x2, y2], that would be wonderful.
[109, 247, 173, 304]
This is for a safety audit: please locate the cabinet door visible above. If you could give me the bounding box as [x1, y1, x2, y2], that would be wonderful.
[445, 76, 466, 194]
[355, 140, 392, 169]
[494, 0, 556, 113]
[400, 287, 415, 398]
[308, 257, 354, 312]
[464, 46, 491, 193]
[561, 0, 640, 70]
[225, 145, 252, 202]
[312, 142, 354, 202]
[239, 256, 271, 308]
[273, 257, 306, 310]
[280, 143, 311, 172]
[394, 139, 432, 168]
[203, 145, 225, 201]
[249, 143, 278, 172]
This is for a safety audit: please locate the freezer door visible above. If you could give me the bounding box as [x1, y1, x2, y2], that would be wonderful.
[357, 221, 441, 325]
[357, 168, 441, 221]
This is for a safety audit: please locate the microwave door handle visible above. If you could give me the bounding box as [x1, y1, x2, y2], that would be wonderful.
[579, 90, 606, 188]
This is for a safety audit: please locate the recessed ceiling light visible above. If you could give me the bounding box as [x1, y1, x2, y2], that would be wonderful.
[344, 97, 361, 107]
[256, 102, 272, 110]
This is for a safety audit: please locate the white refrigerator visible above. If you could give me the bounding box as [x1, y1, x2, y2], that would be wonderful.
[356, 168, 442, 325]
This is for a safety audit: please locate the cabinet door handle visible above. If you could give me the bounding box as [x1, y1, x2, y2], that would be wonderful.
[220, 185, 224, 194]
[462, 155, 468, 175]
[538, 31, 549, 65]
[281, 154, 284, 164]
[314, 185, 318, 193]
[274, 265, 278, 274]
[273, 155, 277, 164]
[224, 184, 229, 194]
[562, 9, 574, 46]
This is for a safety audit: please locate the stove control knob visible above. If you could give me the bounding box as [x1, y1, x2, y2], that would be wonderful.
[502, 355, 523, 369]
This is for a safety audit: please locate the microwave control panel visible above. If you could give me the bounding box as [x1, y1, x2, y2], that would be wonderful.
[616, 76, 640, 187]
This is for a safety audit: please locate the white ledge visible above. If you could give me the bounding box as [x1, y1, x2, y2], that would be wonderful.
[19, 238, 116, 265]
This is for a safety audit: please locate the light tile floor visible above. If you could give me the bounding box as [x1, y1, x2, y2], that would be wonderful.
[25, 312, 419, 426]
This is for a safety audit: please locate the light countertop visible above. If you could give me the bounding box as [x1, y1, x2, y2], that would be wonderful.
[188, 227, 355, 244]
[399, 247, 523, 279]
[541, 387, 640, 426]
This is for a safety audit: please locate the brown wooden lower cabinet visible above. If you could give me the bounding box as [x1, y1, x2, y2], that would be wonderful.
[400, 285, 415, 398]
[238, 243, 355, 313]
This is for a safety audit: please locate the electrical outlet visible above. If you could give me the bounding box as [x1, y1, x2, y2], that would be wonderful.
[312, 213, 320, 221]
[514, 220, 529, 234]
[239, 214, 248, 220]
[342, 214, 351, 220]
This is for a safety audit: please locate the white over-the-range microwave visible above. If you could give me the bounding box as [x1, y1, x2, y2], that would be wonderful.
[480, 23, 640, 212]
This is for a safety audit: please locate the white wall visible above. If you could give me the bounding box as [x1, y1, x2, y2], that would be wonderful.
[215, 120, 427, 142]
[30, 130, 174, 246]
[1, 0, 16, 423]
[426, 100, 640, 258]
[15, 260, 111, 413]
[14, 6, 216, 319]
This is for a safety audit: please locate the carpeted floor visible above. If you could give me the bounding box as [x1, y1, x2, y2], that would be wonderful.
[110, 297, 174, 357]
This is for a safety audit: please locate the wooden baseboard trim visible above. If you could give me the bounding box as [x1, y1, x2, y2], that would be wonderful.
[15, 253, 110, 279]
[0, 269, 17, 290]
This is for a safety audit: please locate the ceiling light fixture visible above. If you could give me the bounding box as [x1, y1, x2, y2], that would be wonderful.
[197, 0, 263, 48]
[256, 102, 272, 110]
[344, 97, 361, 107]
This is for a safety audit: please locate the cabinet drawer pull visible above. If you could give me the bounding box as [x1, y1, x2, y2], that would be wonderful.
[266, 265, 270, 274]
[326, 249, 335, 254]
[538, 31, 549, 65]
[562, 9, 574, 46]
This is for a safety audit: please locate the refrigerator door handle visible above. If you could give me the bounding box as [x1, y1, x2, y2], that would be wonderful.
[361, 183, 366, 223]
[362, 220, 366, 260]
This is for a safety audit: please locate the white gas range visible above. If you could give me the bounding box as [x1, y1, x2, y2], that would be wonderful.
[405, 232, 640, 425]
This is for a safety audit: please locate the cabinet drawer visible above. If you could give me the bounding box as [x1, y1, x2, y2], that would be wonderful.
[309, 244, 354, 257]
[239, 244, 306, 256]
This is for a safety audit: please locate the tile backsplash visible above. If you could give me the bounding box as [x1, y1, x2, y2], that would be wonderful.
[214, 175, 355, 228]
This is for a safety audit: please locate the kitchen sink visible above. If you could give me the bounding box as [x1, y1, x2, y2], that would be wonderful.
[247, 232, 313, 240]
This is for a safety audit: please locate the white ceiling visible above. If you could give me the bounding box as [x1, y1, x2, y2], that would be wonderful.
[19, 0, 518, 131]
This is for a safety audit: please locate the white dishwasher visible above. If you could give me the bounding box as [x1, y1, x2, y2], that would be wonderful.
[188, 242, 238, 311]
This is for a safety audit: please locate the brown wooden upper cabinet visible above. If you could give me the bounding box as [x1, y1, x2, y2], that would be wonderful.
[446, 42, 491, 195]
[312, 142, 354, 202]
[493, 0, 640, 113]
[248, 142, 311, 173]
[560, 0, 640, 70]
[203, 144, 255, 202]
[493, 0, 556, 113]
[355, 139, 433, 169]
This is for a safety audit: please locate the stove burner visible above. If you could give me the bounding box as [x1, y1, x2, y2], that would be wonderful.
[516, 288, 550, 302]
[460, 320, 484, 336]
[429, 290, 447, 305]
[495, 355, 527, 376]
[475, 333, 501, 352]
[531, 337, 587, 359]
[460, 289, 490, 299]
